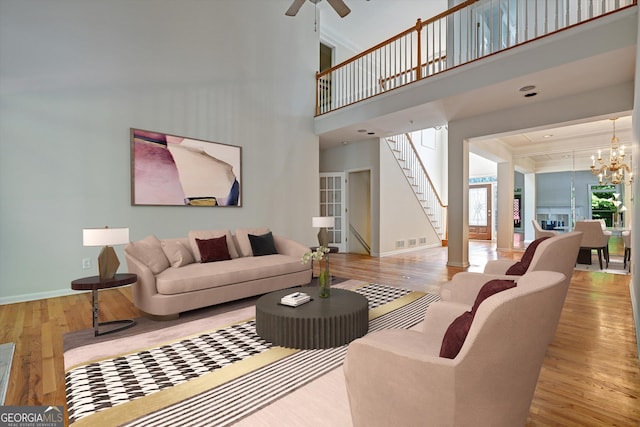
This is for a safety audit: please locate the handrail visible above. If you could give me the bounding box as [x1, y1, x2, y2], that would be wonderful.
[316, 0, 636, 116]
[349, 224, 371, 254]
[406, 133, 447, 210]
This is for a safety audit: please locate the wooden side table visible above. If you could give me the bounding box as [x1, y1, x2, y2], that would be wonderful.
[71, 273, 137, 337]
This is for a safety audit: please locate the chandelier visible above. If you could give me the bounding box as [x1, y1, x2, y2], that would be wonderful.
[590, 118, 633, 185]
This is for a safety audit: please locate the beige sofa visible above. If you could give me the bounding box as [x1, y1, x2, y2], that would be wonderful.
[344, 270, 567, 427]
[124, 227, 312, 317]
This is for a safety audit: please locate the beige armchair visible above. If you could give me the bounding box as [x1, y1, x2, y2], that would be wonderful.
[344, 271, 567, 427]
[532, 219, 559, 239]
[574, 220, 611, 269]
[440, 231, 583, 307]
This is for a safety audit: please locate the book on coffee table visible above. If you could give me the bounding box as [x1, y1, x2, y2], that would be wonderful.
[280, 292, 311, 307]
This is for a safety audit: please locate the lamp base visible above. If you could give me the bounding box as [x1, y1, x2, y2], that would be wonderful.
[98, 245, 120, 280]
[317, 228, 329, 247]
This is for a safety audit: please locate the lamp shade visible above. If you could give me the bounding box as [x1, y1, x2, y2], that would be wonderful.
[312, 216, 335, 228]
[83, 227, 129, 247]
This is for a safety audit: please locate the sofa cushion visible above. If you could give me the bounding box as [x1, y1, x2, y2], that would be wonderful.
[188, 229, 239, 260]
[155, 254, 308, 295]
[505, 237, 550, 275]
[161, 238, 195, 268]
[235, 227, 270, 257]
[125, 235, 170, 274]
[197, 236, 232, 262]
[249, 232, 278, 256]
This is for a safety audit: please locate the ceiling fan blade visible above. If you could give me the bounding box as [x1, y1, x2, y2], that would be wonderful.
[326, 0, 351, 17]
[285, 0, 306, 16]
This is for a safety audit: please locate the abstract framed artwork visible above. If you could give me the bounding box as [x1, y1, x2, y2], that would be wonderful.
[131, 129, 242, 206]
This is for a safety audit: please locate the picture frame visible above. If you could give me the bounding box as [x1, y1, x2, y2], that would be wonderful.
[130, 128, 242, 207]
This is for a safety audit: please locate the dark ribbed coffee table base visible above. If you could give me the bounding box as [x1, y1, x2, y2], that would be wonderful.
[255, 287, 369, 349]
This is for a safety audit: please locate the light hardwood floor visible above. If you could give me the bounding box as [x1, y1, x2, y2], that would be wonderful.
[1, 241, 638, 426]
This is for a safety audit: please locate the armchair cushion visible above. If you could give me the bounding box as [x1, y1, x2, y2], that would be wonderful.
[505, 237, 550, 275]
[440, 311, 474, 358]
[472, 279, 517, 311]
[440, 279, 516, 359]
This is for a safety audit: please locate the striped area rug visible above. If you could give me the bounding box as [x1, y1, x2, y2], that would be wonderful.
[66, 284, 440, 426]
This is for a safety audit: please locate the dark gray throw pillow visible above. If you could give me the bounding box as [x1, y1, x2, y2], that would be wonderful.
[248, 232, 278, 256]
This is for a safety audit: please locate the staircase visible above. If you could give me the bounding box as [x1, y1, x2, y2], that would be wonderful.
[386, 133, 448, 245]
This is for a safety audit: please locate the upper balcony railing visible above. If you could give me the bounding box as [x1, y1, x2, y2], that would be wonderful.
[316, 0, 636, 116]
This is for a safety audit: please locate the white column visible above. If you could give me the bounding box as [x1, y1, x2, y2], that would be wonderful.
[496, 161, 515, 250]
[524, 172, 536, 242]
[446, 125, 469, 268]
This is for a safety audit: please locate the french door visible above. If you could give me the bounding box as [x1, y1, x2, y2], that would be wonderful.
[319, 173, 346, 252]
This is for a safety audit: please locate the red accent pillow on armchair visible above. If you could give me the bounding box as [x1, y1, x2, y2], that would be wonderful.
[504, 236, 550, 275]
[439, 311, 474, 359]
[439, 279, 517, 359]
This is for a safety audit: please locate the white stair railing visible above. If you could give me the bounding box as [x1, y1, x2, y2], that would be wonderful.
[316, 0, 636, 115]
[386, 133, 448, 243]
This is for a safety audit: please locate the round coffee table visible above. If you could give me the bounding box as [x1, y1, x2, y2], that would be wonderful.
[255, 287, 369, 349]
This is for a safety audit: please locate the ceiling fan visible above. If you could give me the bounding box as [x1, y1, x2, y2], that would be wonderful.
[286, 0, 351, 18]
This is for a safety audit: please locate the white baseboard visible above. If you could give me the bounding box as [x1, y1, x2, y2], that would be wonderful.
[378, 243, 441, 257]
[0, 288, 80, 305]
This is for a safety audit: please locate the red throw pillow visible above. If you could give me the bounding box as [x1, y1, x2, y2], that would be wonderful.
[196, 236, 232, 263]
[471, 279, 516, 313]
[439, 279, 517, 359]
[505, 236, 550, 275]
[439, 311, 474, 359]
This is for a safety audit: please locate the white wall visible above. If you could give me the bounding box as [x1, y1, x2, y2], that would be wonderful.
[0, 0, 320, 303]
[631, 7, 640, 358]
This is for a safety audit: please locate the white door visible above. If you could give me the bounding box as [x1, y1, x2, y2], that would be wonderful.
[319, 173, 346, 252]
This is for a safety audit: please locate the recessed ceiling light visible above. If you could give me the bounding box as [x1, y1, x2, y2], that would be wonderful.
[519, 85, 536, 92]
[342, 141, 349, 145]
[543, 134, 553, 138]
[357, 129, 367, 133]
[524, 92, 538, 98]
[367, 132, 375, 135]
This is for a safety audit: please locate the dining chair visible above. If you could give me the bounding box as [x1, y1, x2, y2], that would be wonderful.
[532, 219, 559, 239]
[574, 220, 611, 269]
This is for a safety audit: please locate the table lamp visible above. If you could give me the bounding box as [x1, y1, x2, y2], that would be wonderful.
[312, 216, 335, 247]
[83, 226, 130, 280]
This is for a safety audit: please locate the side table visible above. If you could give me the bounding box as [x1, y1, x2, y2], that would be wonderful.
[71, 273, 138, 337]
